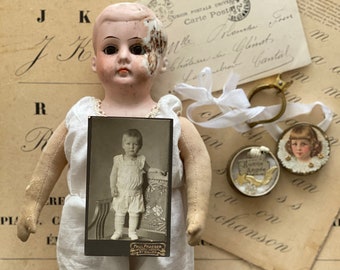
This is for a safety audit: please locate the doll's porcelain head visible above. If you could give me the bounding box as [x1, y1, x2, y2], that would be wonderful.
[91, 2, 168, 87]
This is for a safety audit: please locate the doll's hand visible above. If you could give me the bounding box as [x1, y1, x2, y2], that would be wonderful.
[17, 205, 39, 242]
[186, 221, 204, 246]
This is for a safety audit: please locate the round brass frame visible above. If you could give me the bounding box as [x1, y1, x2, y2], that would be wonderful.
[247, 74, 293, 128]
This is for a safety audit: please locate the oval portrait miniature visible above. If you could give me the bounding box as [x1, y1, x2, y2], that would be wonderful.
[277, 123, 330, 175]
[227, 146, 280, 197]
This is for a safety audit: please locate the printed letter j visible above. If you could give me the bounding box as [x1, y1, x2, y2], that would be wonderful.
[37, 10, 45, 23]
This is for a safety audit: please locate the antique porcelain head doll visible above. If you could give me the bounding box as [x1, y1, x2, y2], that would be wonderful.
[17, 3, 211, 269]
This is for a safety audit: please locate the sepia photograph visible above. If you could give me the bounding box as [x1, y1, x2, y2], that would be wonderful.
[85, 116, 173, 256]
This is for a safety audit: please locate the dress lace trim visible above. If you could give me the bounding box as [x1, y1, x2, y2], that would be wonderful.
[94, 98, 159, 118]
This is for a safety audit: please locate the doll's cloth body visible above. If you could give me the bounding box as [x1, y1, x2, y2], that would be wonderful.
[58, 95, 193, 269]
[111, 154, 146, 214]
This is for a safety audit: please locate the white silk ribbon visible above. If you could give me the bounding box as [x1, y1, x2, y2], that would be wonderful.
[174, 67, 333, 140]
[175, 67, 265, 132]
[262, 102, 333, 140]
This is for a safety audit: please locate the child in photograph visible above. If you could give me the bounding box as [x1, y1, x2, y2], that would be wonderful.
[17, 2, 211, 270]
[285, 124, 322, 163]
[278, 123, 329, 174]
[110, 128, 160, 241]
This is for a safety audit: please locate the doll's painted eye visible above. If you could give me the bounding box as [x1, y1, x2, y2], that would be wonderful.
[129, 44, 145, 55]
[103, 45, 118, 55]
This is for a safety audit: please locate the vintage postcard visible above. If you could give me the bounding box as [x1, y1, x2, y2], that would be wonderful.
[2, 0, 340, 269]
[139, 0, 311, 97]
[85, 116, 173, 256]
[197, 0, 340, 266]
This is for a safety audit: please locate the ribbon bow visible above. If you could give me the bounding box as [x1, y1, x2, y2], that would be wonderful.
[174, 67, 333, 139]
[174, 67, 264, 132]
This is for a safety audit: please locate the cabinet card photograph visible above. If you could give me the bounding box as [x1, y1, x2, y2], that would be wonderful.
[85, 116, 173, 256]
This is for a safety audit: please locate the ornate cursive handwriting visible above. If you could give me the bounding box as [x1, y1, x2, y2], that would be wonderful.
[181, 59, 241, 83]
[57, 36, 92, 62]
[166, 35, 194, 55]
[233, 33, 274, 55]
[207, 20, 258, 43]
[201, 134, 224, 150]
[21, 127, 53, 152]
[214, 191, 239, 205]
[252, 45, 294, 68]
[15, 36, 54, 76]
[268, 9, 294, 28]
[15, 35, 92, 76]
[213, 214, 292, 253]
[290, 178, 319, 193]
[276, 195, 303, 211]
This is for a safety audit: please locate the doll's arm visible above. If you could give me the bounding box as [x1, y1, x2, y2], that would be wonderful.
[178, 117, 212, 246]
[17, 120, 68, 242]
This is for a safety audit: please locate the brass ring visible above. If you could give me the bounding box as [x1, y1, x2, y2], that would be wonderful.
[247, 74, 293, 128]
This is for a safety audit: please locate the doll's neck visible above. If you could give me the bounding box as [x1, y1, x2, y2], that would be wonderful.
[100, 82, 158, 117]
[100, 94, 157, 117]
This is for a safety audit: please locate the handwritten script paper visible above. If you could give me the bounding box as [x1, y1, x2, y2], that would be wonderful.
[0, 0, 339, 269]
[0, 1, 120, 269]
[195, 0, 340, 269]
[139, 0, 311, 98]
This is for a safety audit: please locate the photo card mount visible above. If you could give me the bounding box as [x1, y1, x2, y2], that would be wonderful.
[85, 116, 173, 257]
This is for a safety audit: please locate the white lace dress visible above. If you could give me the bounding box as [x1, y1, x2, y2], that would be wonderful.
[58, 94, 194, 269]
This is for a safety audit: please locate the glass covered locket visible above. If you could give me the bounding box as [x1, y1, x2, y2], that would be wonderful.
[227, 146, 280, 197]
[277, 123, 330, 175]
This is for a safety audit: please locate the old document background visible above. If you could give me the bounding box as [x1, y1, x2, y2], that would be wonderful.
[0, 0, 339, 269]
[139, 0, 311, 99]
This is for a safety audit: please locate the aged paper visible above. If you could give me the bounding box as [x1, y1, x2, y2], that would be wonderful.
[199, 0, 340, 269]
[139, 0, 311, 98]
[0, 0, 339, 270]
[0, 0, 127, 269]
[195, 231, 340, 270]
